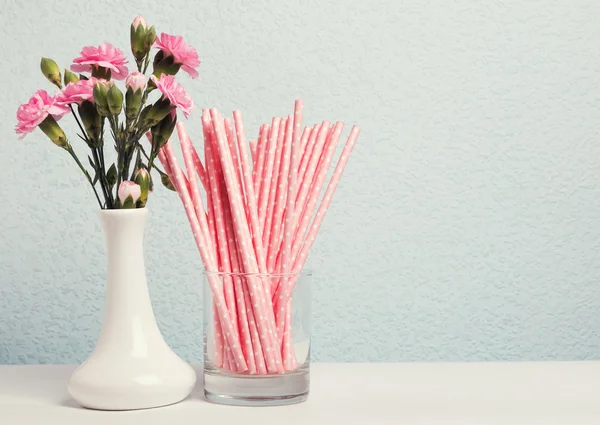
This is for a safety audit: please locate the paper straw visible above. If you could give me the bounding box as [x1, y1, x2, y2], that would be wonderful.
[233, 111, 268, 277]
[279, 102, 303, 367]
[277, 101, 303, 341]
[297, 123, 321, 190]
[177, 123, 216, 260]
[198, 124, 225, 369]
[244, 277, 267, 374]
[146, 132, 186, 193]
[225, 118, 244, 196]
[173, 125, 209, 192]
[272, 124, 334, 277]
[262, 118, 287, 265]
[282, 101, 303, 273]
[295, 122, 331, 211]
[250, 139, 257, 165]
[257, 117, 281, 235]
[223, 196, 257, 374]
[181, 120, 248, 371]
[209, 108, 283, 373]
[276, 126, 360, 307]
[267, 116, 293, 273]
[282, 300, 296, 370]
[202, 114, 242, 366]
[213, 305, 224, 368]
[163, 141, 248, 372]
[253, 124, 269, 193]
[201, 123, 219, 260]
[297, 126, 312, 174]
[289, 123, 343, 272]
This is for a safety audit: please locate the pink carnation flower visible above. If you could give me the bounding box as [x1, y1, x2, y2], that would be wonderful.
[54, 78, 104, 107]
[154, 33, 200, 79]
[151, 74, 194, 117]
[71, 42, 129, 80]
[15, 90, 69, 139]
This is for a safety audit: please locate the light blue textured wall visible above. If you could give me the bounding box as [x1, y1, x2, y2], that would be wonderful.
[1, 0, 600, 364]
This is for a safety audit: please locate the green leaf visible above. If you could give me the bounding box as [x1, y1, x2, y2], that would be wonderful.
[106, 163, 118, 190]
[160, 173, 176, 191]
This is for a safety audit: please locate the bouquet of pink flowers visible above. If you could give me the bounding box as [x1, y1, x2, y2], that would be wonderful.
[15, 16, 199, 209]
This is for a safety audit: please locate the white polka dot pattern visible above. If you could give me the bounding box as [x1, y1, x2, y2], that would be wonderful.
[209, 108, 284, 373]
[252, 125, 269, 194]
[295, 122, 329, 215]
[233, 111, 268, 276]
[297, 126, 312, 172]
[257, 117, 281, 237]
[249, 139, 258, 165]
[202, 112, 242, 371]
[262, 118, 287, 268]
[277, 126, 361, 309]
[162, 103, 359, 376]
[275, 100, 304, 370]
[266, 117, 293, 275]
[162, 139, 248, 372]
[289, 122, 343, 275]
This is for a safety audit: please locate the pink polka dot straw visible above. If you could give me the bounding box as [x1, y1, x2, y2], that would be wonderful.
[163, 100, 359, 375]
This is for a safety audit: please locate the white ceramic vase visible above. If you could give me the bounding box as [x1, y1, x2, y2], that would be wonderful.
[68, 208, 196, 410]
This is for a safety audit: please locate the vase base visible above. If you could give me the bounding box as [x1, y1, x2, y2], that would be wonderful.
[205, 390, 309, 407]
[203, 365, 309, 406]
[68, 359, 197, 410]
[74, 395, 189, 411]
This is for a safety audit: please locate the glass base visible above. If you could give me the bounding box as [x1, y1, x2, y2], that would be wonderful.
[204, 366, 309, 406]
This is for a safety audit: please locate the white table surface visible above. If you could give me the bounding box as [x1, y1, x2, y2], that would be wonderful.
[1, 362, 600, 424]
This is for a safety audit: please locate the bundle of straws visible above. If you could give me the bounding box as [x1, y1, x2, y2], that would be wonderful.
[154, 100, 360, 374]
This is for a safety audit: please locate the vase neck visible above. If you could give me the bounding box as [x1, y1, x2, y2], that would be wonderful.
[100, 209, 148, 259]
[98, 209, 158, 344]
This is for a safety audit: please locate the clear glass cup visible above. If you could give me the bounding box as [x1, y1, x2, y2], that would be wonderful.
[203, 270, 311, 406]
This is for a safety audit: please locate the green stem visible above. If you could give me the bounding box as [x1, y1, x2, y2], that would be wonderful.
[69, 105, 92, 146]
[68, 104, 112, 208]
[140, 146, 164, 174]
[92, 148, 113, 209]
[65, 144, 103, 209]
[98, 146, 114, 207]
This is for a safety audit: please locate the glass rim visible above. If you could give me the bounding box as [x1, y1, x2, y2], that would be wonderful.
[203, 269, 312, 278]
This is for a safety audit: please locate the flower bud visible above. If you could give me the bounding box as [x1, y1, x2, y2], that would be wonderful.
[93, 81, 110, 116]
[131, 18, 152, 63]
[134, 167, 150, 207]
[144, 26, 157, 52]
[38, 115, 68, 148]
[151, 109, 177, 150]
[146, 97, 175, 127]
[118, 181, 141, 209]
[40, 57, 62, 89]
[106, 84, 124, 115]
[132, 16, 147, 30]
[125, 73, 146, 120]
[64, 69, 79, 85]
[126, 72, 146, 93]
[78, 100, 102, 143]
